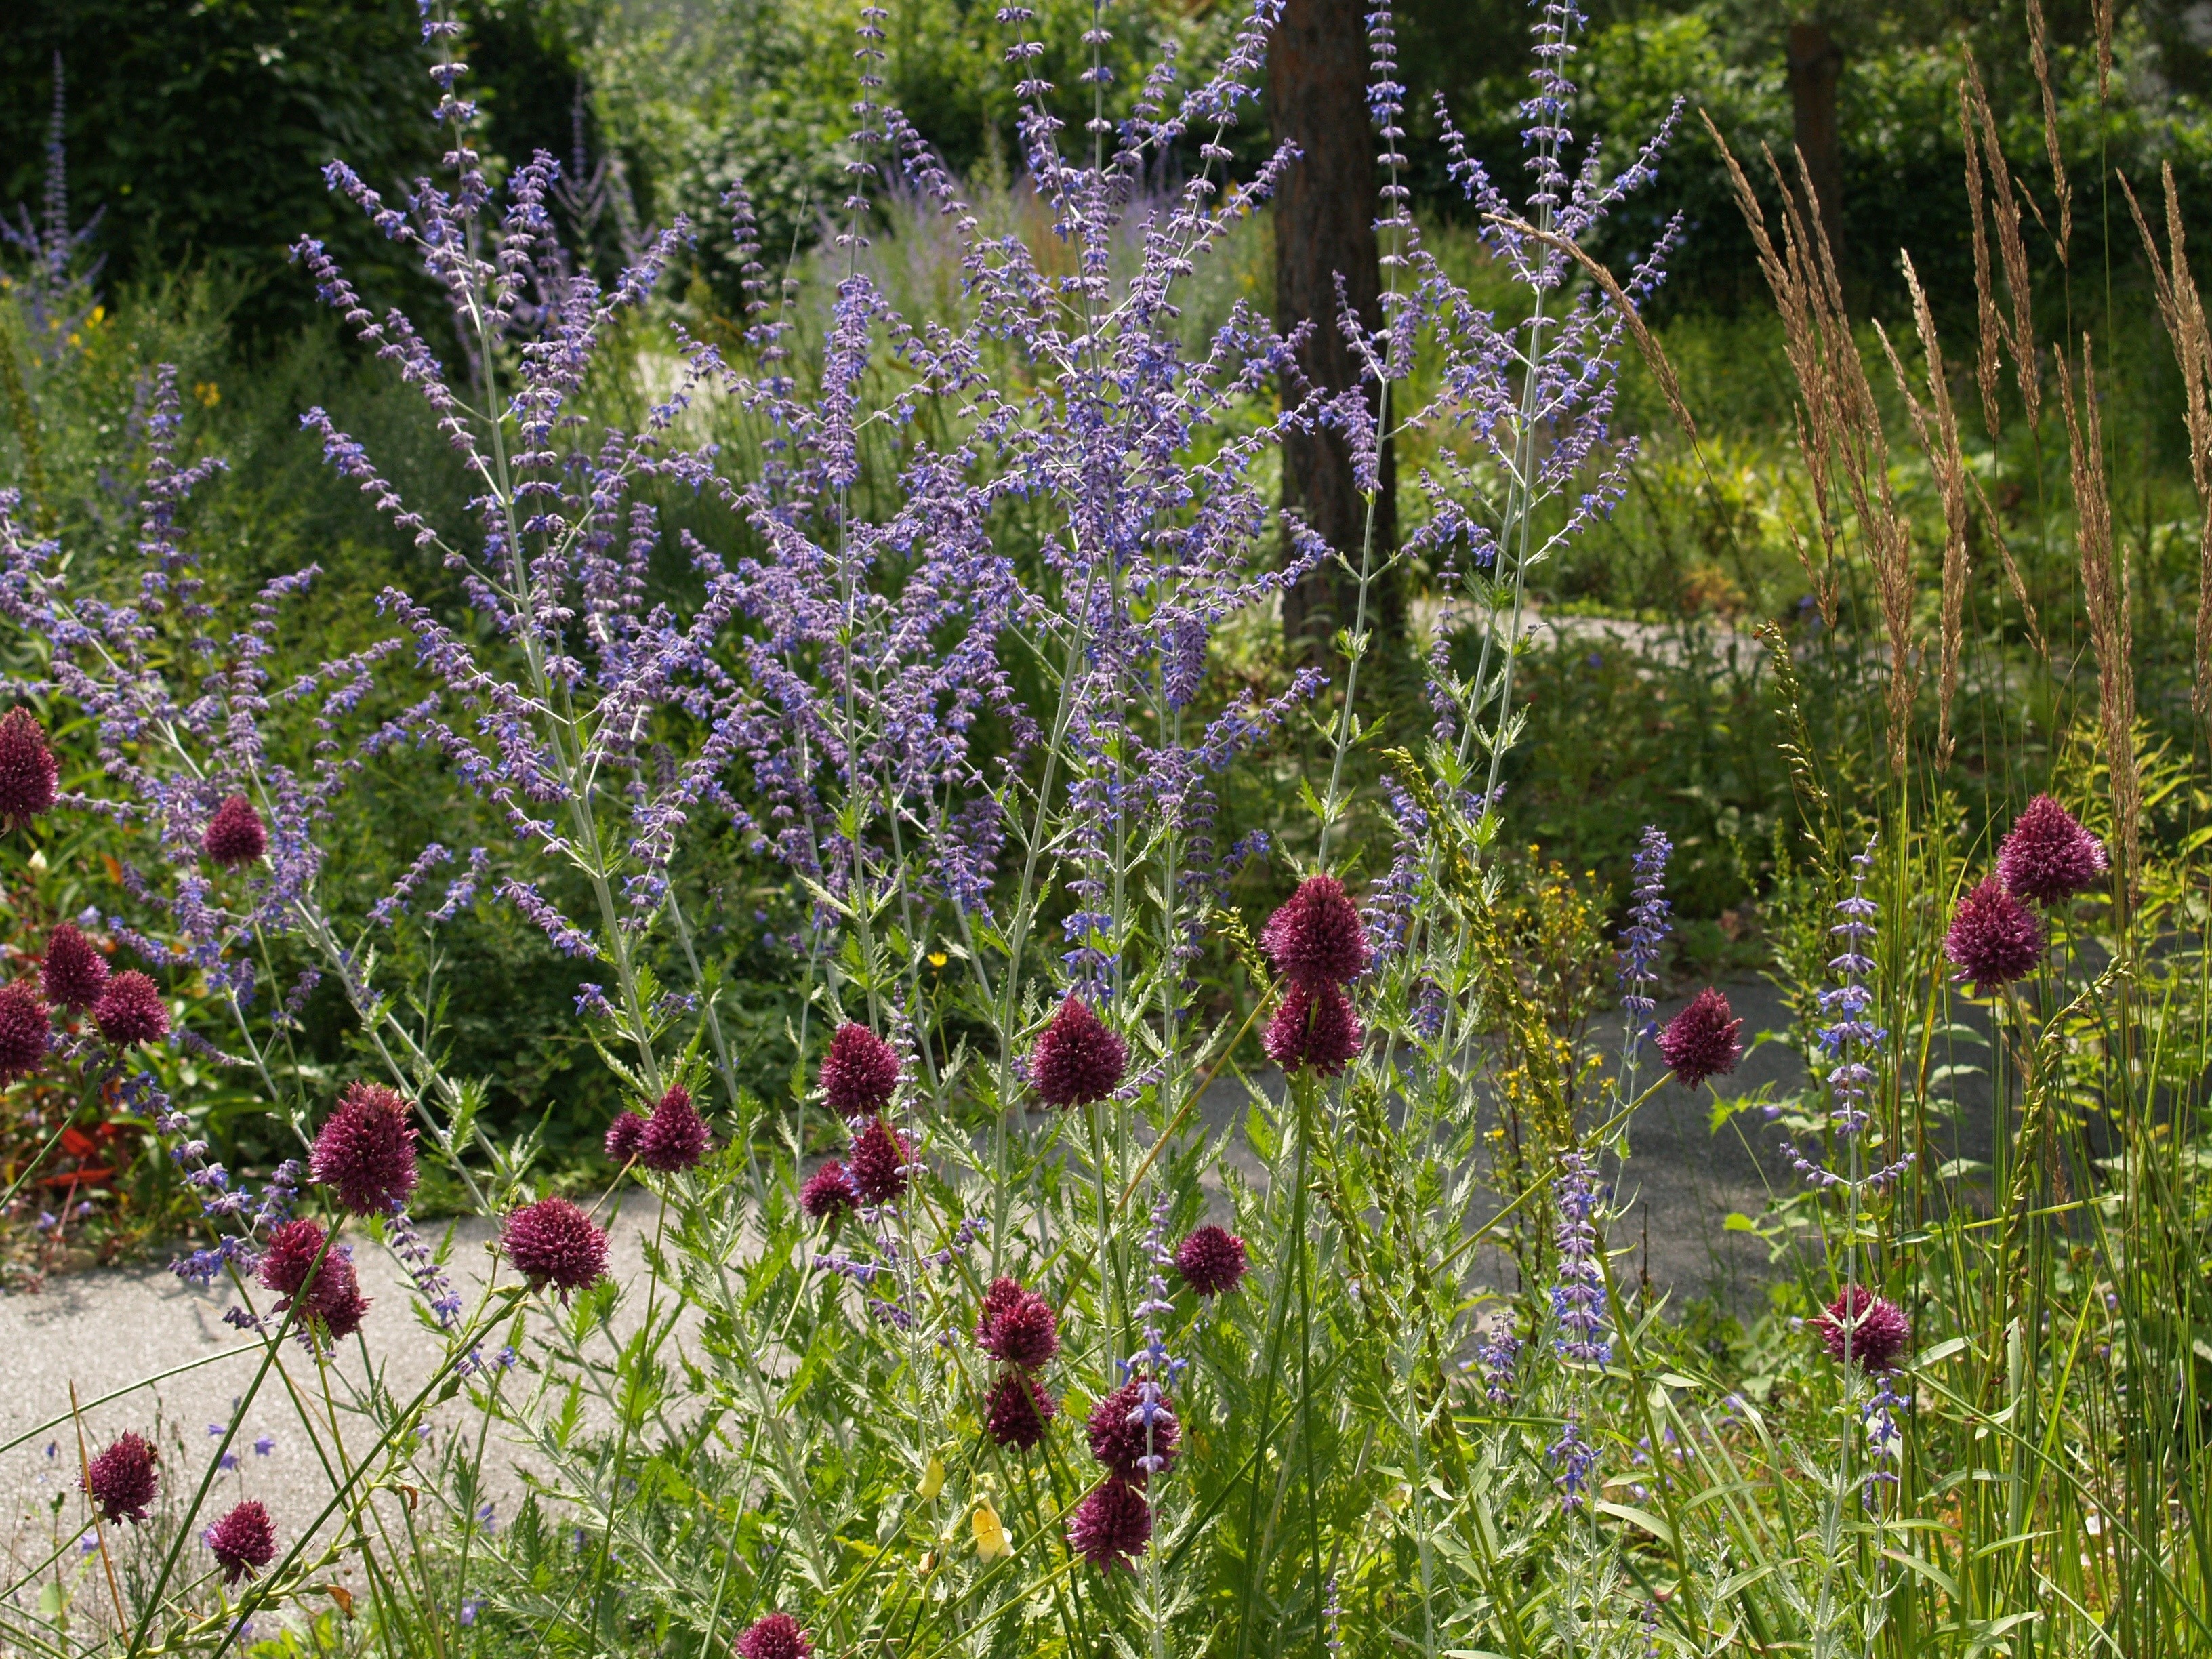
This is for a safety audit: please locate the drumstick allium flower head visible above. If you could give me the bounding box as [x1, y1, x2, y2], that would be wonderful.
[1261, 874, 1370, 991]
[503, 1197, 610, 1300]
[39, 923, 108, 1012]
[205, 1500, 276, 1583]
[0, 708, 58, 830]
[83, 1432, 159, 1523]
[1030, 995, 1127, 1108]
[202, 795, 268, 868]
[820, 1023, 899, 1118]
[309, 1082, 419, 1216]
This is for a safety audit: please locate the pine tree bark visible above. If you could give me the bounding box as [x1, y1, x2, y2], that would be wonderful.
[1270, 0, 1397, 659]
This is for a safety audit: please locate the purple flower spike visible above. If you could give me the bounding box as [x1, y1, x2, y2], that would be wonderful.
[1031, 995, 1127, 1108]
[0, 708, 58, 830]
[1086, 1379, 1179, 1483]
[0, 982, 49, 1082]
[309, 1082, 419, 1216]
[985, 1370, 1057, 1449]
[40, 923, 108, 1012]
[799, 1160, 857, 1221]
[1944, 877, 2044, 993]
[1263, 981, 1363, 1077]
[847, 1117, 912, 1206]
[202, 795, 268, 868]
[503, 1197, 610, 1301]
[205, 1499, 276, 1583]
[820, 1023, 900, 1119]
[1068, 1478, 1152, 1571]
[637, 1084, 709, 1173]
[83, 1432, 159, 1523]
[1261, 874, 1370, 991]
[734, 1612, 813, 1659]
[1657, 989, 1743, 1090]
[1815, 1285, 1912, 1372]
[1997, 795, 2108, 904]
[1173, 1225, 1248, 1297]
[93, 970, 169, 1046]
[604, 1111, 644, 1164]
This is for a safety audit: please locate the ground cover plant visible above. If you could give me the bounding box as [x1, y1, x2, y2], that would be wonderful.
[0, 0, 2208, 1656]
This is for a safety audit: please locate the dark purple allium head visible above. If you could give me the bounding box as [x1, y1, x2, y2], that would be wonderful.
[1067, 1477, 1152, 1571]
[800, 1160, 857, 1222]
[975, 1276, 1059, 1368]
[984, 1370, 1058, 1450]
[1261, 873, 1370, 991]
[604, 1111, 644, 1164]
[93, 970, 168, 1046]
[315, 1256, 371, 1341]
[256, 1218, 370, 1337]
[257, 1217, 330, 1301]
[83, 1431, 158, 1523]
[847, 1117, 911, 1206]
[1173, 1225, 1248, 1297]
[820, 1023, 899, 1118]
[0, 708, 58, 830]
[1262, 980, 1362, 1076]
[503, 1197, 610, 1301]
[205, 1499, 276, 1583]
[1086, 1379, 1179, 1483]
[0, 982, 49, 1082]
[1814, 1284, 1912, 1372]
[734, 1611, 813, 1659]
[202, 794, 268, 869]
[1998, 794, 2109, 904]
[1031, 995, 1128, 1109]
[309, 1082, 419, 1216]
[1945, 877, 2045, 993]
[40, 923, 108, 1012]
[1656, 989, 1744, 1090]
[638, 1084, 710, 1173]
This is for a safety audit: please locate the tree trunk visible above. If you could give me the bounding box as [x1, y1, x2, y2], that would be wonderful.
[1270, 0, 1397, 660]
[1786, 22, 1845, 276]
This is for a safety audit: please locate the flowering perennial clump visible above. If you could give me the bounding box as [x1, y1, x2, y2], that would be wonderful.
[83, 1431, 159, 1523]
[39, 922, 107, 1010]
[1658, 989, 1742, 1090]
[309, 1082, 419, 1216]
[820, 1024, 899, 1118]
[503, 1198, 610, 1300]
[205, 1499, 277, 1582]
[202, 794, 268, 868]
[1816, 1285, 1913, 1372]
[638, 1084, 709, 1172]
[0, 982, 48, 1081]
[1997, 794, 2108, 903]
[1174, 1225, 1248, 1297]
[0, 707, 57, 829]
[1944, 877, 2044, 992]
[1030, 996, 1127, 1107]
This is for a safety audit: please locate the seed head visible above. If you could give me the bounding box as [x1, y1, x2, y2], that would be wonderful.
[1031, 995, 1127, 1108]
[637, 1084, 709, 1173]
[820, 1023, 899, 1118]
[0, 982, 49, 1082]
[1067, 1477, 1152, 1571]
[1656, 989, 1744, 1090]
[1260, 874, 1370, 990]
[1997, 794, 2108, 904]
[1944, 877, 2044, 992]
[0, 708, 58, 830]
[309, 1082, 419, 1216]
[1173, 1225, 1248, 1297]
[94, 970, 169, 1046]
[83, 1431, 159, 1523]
[202, 795, 268, 868]
[1814, 1284, 1912, 1372]
[800, 1160, 857, 1222]
[847, 1117, 911, 1206]
[1086, 1378, 1179, 1483]
[1262, 980, 1362, 1076]
[734, 1612, 813, 1659]
[604, 1111, 644, 1164]
[984, 1370, 1057, 1449]
[205, 1499, 277, 1583]
[975, 1276, 1059, 1368]
[502, 1197, 610, 1300]
[40, 924, 109, 1012]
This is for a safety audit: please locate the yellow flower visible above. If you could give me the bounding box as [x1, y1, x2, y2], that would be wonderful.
[194, 382, 221, 409]
[971, 1498, 1012, 1561]
[926, 951, 947, 968]
[917, 1456, 945, 1501]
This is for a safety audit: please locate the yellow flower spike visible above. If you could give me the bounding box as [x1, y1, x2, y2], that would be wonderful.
[918, 1456, 945, 1501]
[971, 1498, 1012, 1561]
